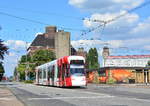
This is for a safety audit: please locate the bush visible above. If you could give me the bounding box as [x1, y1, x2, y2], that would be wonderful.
[106, 78, 116, 84]
[24, 80, 33, 84]
[93, 72, 99, 84]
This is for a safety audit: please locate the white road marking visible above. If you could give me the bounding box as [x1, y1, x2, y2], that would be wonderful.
[28, 95, 114, 100]
[0, 98, 14, 101]
[119, 97, 150, 103]
[128, 97, 150, 103]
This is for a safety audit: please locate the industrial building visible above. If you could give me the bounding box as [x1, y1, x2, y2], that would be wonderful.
[28, 26, 71, 59]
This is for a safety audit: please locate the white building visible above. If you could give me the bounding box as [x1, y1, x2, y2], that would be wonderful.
[104, 55, 150, 67]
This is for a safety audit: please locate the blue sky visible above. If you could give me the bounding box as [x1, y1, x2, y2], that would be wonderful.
[0, 0, 150, 76]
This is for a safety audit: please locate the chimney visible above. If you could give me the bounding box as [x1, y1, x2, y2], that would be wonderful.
[46, 26, 57, 33]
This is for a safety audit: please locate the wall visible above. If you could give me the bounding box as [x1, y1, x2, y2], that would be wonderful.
[86, 68, 150, 84]
[55, 31, 70, 59]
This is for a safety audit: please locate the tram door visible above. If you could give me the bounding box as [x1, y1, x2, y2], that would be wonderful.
[61, 64, 65, 86]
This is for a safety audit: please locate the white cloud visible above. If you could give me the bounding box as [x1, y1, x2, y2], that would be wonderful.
[144, 45, 150, 50]
[129, 17, 150, 35]
[82, 11, 140, 40]
[3, 40, 28, 76]
[71, 36, 150, 55]
[71, 39, 123, 50]
[83, 11, 139, 28]
[4, 40, 27, 50]
[69, 0, 87, 8]
[124, 37, 150, 47]
[8, 52, 16, 57]
[69, 0, 144, 12]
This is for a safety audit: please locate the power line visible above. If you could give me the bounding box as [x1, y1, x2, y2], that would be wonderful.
[0, 11, 49, 25]
[0, 11, 85, 32]
[0, 6, 83, 21]
[82, 0, 150, 35]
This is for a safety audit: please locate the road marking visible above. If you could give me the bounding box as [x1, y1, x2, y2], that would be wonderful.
[121, 97, 150, 103]
[129, 98, 150, 103]
[0, 98, 14, 101]
[28, 95, 114, 100]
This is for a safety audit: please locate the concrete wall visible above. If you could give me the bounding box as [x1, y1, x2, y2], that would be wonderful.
[55, 31, 70, 59]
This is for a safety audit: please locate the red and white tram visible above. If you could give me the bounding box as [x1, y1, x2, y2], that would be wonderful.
[35, 56, 87, 87]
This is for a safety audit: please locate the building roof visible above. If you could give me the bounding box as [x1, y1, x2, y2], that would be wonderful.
[107, 55, 150, 59]
[30, 34, 55, 48]
[100, 67, 150, 69]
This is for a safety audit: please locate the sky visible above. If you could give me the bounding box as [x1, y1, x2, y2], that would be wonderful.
[0, 0, 150, 76]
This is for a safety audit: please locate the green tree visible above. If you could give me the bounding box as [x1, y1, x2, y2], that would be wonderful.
[0, 63, 4, 81]
[147, 60, 150, 66]
[16, 49, 56, 81]
[0, 39, 8, 60]
[17, 64, 26, 80]
[87, 48, 99, 69]
[0, 39, 8, 81]
[32, 49, 55, 66]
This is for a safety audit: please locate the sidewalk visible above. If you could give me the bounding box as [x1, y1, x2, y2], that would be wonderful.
[0, 86, 24, 106]
[88, 83, 150, 88]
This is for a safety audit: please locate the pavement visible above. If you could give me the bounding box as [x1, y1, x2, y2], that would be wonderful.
[1, 82, 150, 106]
[0, 85, 24, 106]
[7, 82, 150, 106]
[88, 83, 150, 88]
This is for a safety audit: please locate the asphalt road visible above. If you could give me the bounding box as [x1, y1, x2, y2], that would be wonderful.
[2, 82, 150, 106]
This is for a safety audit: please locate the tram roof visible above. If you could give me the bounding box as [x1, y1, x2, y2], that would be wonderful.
[36, 60, 56, 69]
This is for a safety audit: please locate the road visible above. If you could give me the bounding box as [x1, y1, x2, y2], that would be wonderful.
[1, 82, 150, 106]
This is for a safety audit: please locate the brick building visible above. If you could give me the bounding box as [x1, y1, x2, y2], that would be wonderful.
[28, 26, 71, 59]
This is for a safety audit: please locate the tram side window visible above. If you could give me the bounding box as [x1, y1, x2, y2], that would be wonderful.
[39, 69, 42, 79]
[43, 68, 46, 79]
[52, 66, 55, 78]
[48, 66, 51, 78]
[49, 66, 53, 78]
[57, 66, 60, 78]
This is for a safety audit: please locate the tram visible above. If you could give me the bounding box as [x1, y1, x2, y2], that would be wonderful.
[35, 56, 87, 87]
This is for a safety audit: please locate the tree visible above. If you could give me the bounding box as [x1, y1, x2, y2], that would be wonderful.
[16, 49, 56, 81]
[0, 39, 8, 81]
[0, 39, 8, 60]
[0, 63, 4, 81]
[147, 60, 150, 66]
[87, 48, 99, 69]
[32, 49, 56, 66]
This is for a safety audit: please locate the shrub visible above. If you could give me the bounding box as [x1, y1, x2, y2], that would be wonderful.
[106, 78, 116, 84]
[24, 80, 33, 84]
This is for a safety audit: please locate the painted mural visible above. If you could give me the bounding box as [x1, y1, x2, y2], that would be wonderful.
[111, 69, 132, 82]
[86, 69, 132, 83]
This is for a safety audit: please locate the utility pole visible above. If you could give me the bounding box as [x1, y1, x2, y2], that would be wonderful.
[25, 42, 29, 80]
